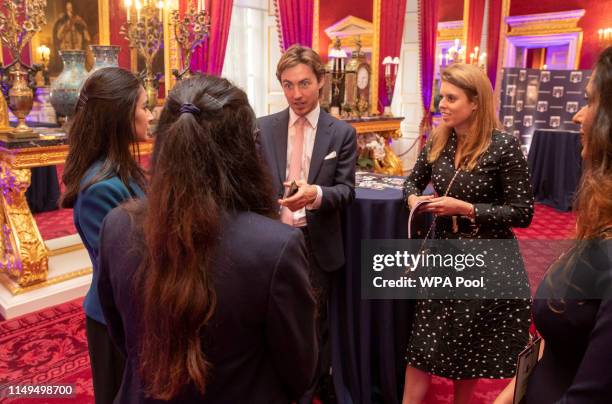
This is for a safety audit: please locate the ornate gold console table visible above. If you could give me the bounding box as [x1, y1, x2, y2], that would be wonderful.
[346, 116, 404, 176]
[0, 131, 152, 288]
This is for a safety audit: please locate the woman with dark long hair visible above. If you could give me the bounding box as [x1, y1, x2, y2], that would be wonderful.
[60, 67, 152, 403]
[97, 75, 318, 403]
[495, 47, 612, 404]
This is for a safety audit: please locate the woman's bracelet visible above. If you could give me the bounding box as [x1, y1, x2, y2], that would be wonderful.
[465, 203, 476, 220]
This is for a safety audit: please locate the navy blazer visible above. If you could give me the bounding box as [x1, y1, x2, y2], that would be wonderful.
[74, 161, 144, 324]
[97, 205, 318, 403]
[257, 108, 357, 272]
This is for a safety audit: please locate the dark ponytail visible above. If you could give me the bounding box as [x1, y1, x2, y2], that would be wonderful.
[133, 75, 276, 399]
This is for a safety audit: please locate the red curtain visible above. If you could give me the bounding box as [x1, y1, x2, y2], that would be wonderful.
[486, 0, 503, 88]
[110, 0, 131, 70]
[188, 0, 234, 76]
[275, 0, 314, 51]
[418, 0, 438, 145]
[465, 0, 486, 59]
[378, 0, 407, 111]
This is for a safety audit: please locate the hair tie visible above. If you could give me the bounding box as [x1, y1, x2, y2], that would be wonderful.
[179, 103, 200, 115]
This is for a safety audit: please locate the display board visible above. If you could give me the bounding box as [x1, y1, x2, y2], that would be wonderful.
[499, 67, 591, 151]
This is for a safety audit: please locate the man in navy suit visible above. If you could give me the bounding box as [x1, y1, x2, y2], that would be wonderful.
[257, 45, 357, 404]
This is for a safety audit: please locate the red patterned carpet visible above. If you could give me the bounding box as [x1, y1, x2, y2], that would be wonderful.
[3, 202, 576, 404]
[0, 298, 94, 403]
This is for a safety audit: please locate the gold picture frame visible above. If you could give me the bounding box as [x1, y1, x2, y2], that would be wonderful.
[30, 0, 110, 75]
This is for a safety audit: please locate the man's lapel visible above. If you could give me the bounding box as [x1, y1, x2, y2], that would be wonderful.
[272, 109, 290, 186]
[308, 110, 333, 184]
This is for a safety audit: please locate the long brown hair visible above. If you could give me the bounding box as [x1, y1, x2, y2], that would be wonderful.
[60, 67, 145, 207]
[547, 47, 612, 309]
[574, 46, 612, 240]
[428, 63, 501, 170]
[132, 75, 276, 400]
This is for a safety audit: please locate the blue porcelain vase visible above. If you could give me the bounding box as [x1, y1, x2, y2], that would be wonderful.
[49, 50, 88, 118]
[89, 45, 120, 72]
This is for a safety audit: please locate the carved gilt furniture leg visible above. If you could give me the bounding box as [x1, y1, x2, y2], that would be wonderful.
[0, 162, 48, 286]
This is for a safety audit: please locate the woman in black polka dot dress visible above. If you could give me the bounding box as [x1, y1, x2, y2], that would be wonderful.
[401, 64, 533, 404]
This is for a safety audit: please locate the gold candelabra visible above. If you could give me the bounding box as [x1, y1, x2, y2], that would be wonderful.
[438, 39, 486, 70]
[122, 0, 165, 109]
[170, 0, 210, 81]
[599, 28, 612, 49]
[0, 0, 47, 136]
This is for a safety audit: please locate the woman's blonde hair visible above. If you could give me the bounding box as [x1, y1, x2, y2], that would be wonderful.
[428, 63, 501, 170]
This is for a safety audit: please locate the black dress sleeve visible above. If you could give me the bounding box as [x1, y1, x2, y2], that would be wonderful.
[473, 133, 534, 228]
[402, 143, 432, 204]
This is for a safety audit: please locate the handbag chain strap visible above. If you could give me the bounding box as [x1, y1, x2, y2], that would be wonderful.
[408, 166, 464, 266]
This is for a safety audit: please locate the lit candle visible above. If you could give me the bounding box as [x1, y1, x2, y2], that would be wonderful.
[135, 0, 141, 20]
[474, 46, 479, 58]
[125, 0, 132, 22]
[157, 1, 163, 20]
[480, 52, 487, 67]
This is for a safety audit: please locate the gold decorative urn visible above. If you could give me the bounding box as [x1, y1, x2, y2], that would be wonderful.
[0, 0, 47, 137]
[7, 65, 34, 136]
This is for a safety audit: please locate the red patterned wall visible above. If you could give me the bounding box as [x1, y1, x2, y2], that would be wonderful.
[317, 0, 373, 59]
[509, 0, 612, 69]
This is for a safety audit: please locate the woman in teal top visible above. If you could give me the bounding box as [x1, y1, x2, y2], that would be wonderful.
[60, 67, 152, 404]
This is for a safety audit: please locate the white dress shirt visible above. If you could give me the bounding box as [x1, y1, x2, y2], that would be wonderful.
[286, 105, 323, 227]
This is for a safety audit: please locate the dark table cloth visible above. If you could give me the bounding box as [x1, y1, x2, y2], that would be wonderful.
[4, 123, 63, 213]
[25, 166, 61, 213]
[527, 129, 582, 211]
[331, 186, 424, 404]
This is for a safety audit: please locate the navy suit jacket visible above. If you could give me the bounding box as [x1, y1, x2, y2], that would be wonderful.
[257, 108, 357, 272]
[97, 205, 318, 403]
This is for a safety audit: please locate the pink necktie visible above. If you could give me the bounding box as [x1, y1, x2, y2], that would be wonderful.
[281, 117, 307, 225]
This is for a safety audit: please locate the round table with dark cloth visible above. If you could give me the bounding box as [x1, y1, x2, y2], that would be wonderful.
[527, 129, 582, 211]
[331, 185, 431, 404]
[6, 122, 62, 213]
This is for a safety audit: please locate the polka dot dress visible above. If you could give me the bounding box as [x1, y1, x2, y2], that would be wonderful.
[402, 130, 533, 379]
